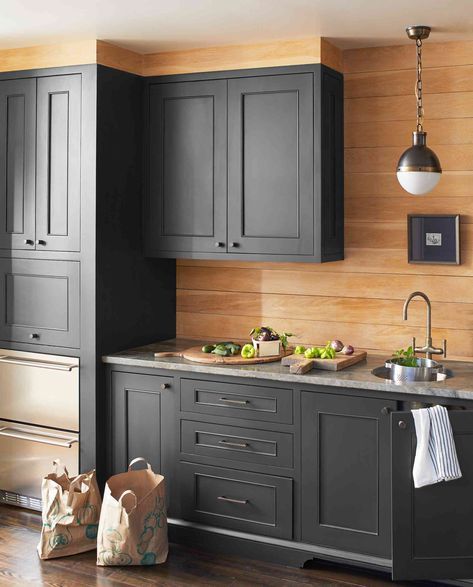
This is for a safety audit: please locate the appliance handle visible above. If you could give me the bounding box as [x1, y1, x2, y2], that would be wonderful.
[0, 356, 78, 371]
[0, 426, 78, 448]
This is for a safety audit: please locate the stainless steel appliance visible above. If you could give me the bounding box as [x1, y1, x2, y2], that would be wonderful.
[0, 349, 79, 510]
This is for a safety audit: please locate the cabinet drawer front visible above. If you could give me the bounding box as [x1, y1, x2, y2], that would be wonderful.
[181, 378, 293, 424]
[0, 259, 79, 348]
[179, 462, 292, 539]
[181, 420, 293, 468]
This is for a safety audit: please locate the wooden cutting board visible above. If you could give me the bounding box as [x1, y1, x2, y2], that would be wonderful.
[154, 345, 293, 365]
[281, 350, 367, 374]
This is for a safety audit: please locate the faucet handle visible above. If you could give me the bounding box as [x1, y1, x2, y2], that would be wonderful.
[443, 339, 447, 358]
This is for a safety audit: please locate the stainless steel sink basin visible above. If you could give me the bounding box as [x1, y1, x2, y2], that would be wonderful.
[372, 363, 452, 384]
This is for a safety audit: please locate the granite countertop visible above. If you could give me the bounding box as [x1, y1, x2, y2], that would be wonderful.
[102, 338, 473, 400]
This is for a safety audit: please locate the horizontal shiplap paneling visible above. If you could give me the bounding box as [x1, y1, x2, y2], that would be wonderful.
[177, 290, 473, 331]
[345, 65, 473, 99]
[346, 119, 473, 148]
[343, 41, 473, 73]
[177, 312, 471, 359]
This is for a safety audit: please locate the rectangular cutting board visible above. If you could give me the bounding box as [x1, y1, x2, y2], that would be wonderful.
[281, 350, 367, 374]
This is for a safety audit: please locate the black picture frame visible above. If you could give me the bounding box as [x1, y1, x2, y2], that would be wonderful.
[408, 214, 460, 265]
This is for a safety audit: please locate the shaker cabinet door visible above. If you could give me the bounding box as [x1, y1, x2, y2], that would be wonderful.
[36, 75, 81, 252]
[392, 410, 473, 580]
[301, 392, 395, 558]
[109, 371, 176, 512]
[0, 78, 36, 250]
[228, 74, 314, 256]
[146, 80, 227, 254]
[0, 258, 80, 348]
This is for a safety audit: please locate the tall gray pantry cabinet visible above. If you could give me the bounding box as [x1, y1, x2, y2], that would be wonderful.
[0, 65, 176, 476]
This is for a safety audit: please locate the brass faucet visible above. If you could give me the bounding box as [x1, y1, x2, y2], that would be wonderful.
[402, 291, 447, 360]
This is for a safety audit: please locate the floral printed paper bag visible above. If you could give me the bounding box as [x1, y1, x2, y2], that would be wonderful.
[37, 460, 101, 559]
[97, 458, 168, 566]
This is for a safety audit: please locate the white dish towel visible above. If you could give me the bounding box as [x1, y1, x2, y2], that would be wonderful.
[412, 405, 462, 488]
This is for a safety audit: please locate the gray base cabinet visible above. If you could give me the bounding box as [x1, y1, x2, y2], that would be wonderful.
[109, 370, 177, 513]
[392, 410, 473, 581]
[106, 365, 473, 582]
[145, 64, 344, 262]
[301, 392, 395, 558]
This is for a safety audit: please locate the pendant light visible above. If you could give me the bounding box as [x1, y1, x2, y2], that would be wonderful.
[397, 25, 442, 195]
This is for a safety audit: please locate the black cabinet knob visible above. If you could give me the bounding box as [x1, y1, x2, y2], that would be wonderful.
[215, 242, 224, 248]
[160, 383, 170, 390]
[23, 239, 34, 245]
[35, 239, 46, 245]
[29, 333, 39, 340]
[381, 407, 391, 416]
[398, 420, 407, 429]
[229, 242, 239, 248]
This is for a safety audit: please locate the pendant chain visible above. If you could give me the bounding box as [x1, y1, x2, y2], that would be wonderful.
[415, 37, 424, 132]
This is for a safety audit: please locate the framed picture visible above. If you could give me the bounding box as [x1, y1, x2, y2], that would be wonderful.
[408, 214, 460, 265]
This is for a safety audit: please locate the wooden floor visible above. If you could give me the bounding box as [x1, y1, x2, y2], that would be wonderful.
[0, 505, 433, 586]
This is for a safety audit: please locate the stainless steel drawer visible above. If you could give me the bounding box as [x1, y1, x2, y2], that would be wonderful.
[0, 349, 79, 430]
[181, 420, 293, 469]
[179, 462, 293, 539]
[180, 378, 293, 424]
[0, 420, 78, 507]
[0, 258, 80, 348]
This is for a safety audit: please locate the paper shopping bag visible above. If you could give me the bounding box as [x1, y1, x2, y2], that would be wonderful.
[37, 460, 101, 559]
[97, 458, 168, 566]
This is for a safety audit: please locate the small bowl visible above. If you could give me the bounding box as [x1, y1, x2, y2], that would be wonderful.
[252, 339, 281, 357]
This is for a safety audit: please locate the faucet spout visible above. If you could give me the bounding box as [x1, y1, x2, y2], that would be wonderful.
[403, 291, 432, 342]
[402, 291, 446, 360]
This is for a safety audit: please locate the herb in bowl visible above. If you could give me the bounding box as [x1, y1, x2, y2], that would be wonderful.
[392, 346, 418, 367]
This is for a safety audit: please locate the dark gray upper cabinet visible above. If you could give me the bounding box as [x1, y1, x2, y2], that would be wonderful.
[146, 80, 227, 254]
[301, 392, 396, 558]
[36, 75, 81, 252]
[391, 410, 473, 581]
[145, 65, 344, 262]
[0, 78, 36, 250]
[228, 73, 314, 255]
[0, 74, 80, 252]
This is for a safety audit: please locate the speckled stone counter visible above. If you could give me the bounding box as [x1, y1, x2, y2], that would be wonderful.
[103, 338, 473, 400]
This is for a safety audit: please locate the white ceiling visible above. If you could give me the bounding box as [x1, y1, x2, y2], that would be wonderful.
[1, 0, 473, 53]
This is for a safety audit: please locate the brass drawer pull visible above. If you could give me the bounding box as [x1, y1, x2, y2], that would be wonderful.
[219, 397, 249, 406]
[218, 439, 249, 449]
[217, 495, 248, 505]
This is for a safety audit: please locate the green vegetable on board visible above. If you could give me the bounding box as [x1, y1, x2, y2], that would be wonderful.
[241, 344, 256, 359]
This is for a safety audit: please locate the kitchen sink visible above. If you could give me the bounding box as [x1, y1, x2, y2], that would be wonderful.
[372, 363, 452, 384]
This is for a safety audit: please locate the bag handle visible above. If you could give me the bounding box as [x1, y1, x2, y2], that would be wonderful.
[53, 458, 69, 477]
[128, 457, 151, 471]
[66, 473, 88, 507]
[118, 489, 138, 513]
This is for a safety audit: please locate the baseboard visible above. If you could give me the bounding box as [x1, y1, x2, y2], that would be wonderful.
[168, 518, 392, 572]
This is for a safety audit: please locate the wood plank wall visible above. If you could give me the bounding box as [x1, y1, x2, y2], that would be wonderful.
[177, 40, 473, 360]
